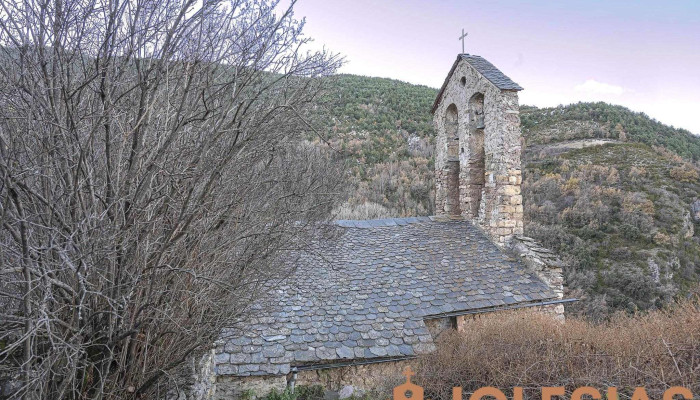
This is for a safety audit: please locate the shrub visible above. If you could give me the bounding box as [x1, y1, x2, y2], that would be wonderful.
[563, 177, 580, 193]
[296, 385, 325, 400]
[262, 388, 298, 400]
[334, 201, 392, 220]
[418, 299, 700, 400]
[628, 166, 646, 181]
[653, 231, 671, 246]
[261, 385, 325, 400]
[670, 165, 699, 183]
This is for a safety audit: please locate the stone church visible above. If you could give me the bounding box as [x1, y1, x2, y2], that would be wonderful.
[203, 54, 570, 399]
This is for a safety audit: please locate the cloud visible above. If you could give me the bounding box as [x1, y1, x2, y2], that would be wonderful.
[574, 79, 625, 95]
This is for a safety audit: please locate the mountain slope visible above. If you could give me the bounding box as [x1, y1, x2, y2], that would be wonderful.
[316, 74, 437, 217]
[521, 103, 700, 160]
[525, 141, 700, 316]
[314, 74, 700, 318]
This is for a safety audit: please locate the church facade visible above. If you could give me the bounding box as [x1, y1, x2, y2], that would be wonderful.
[195, 55, 569, 400]
[433, 54, 525, 245]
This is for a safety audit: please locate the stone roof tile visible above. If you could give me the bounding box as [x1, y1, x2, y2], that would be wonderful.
[216, 218, 557, 376]
[432, 54, 523, 113]
[460, 55, 523, 91]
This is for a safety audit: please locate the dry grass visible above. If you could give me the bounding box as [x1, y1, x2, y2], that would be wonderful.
[417, 299, 700, 400]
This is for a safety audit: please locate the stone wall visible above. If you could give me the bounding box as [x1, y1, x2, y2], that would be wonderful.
[434, 59, 523, 244]
[506, 236, 565, 320]
[535, 303, 566, 320]
[423, 317, 455, 339]
[214, 375, 287, 400]
[296, 359, 412, 395]
[211, 360, 413, 400]
[166, 350, 217, 400]
[507, 236, 564, 299]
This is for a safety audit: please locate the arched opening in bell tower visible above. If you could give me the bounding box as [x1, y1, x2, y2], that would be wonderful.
[444, 103, 461, 216]
[467, 93, 485, 218]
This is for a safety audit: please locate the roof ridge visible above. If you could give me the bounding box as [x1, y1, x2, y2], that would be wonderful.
[334, 216, 470, 228]
[431, 53, 523, 114]
[334, 216, 433, 228]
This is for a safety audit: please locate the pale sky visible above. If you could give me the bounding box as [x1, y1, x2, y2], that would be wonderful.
[291, 0, 700, 134]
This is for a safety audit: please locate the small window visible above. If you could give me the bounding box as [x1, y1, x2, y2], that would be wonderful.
[460, 76, 466, 86]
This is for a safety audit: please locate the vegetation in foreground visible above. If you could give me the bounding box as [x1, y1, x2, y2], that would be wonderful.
[250, 298, 700, 400]
[418, 299, 700, 400]
[252, 385, 376, 400]
[0, 1, 344, 398]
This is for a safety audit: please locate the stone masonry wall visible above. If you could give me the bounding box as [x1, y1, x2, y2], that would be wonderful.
[214, 375, 287, 400]
[167, 350, 217, 400]
[507, 236, 566, 320]
[507, 236, 564, 299]
[296, 359, 412, 394]
[434, 59, 523, 244]
[212, 360, 413, 399]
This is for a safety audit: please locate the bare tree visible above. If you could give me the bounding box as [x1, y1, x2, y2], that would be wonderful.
[0, 0, 344, 398]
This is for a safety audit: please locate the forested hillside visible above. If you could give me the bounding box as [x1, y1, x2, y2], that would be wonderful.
[314, 74, 700, 318]
[315, 74, 437, 218]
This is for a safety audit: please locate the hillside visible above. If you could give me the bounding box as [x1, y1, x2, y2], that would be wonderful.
[315, 74, 700, 319]
[315, 74, 437, 218]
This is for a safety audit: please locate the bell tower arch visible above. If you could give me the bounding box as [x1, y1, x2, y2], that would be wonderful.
[433, 54, 524, 245]
[444, 104, 461, 216]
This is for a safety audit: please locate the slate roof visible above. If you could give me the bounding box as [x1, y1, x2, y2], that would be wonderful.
[431, 54, 523, 114]
[215, 217, 558, 377]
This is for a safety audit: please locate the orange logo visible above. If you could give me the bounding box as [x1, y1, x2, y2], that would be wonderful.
[393, 368, 695, 400]
[393, 367, 423, 400]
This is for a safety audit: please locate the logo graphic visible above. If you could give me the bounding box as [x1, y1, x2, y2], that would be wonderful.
[392, 367, 695, 400]
[393, 367, 423, 400]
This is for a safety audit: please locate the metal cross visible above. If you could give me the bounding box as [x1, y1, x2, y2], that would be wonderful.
[459, 28, 468, 54]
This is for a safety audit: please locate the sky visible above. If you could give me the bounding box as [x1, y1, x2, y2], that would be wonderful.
[290, 0, 700, 134]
